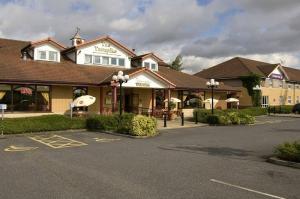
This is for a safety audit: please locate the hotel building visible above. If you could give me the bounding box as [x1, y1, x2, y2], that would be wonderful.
[195, 57, 300, 108]
[0, 32, 238, 117]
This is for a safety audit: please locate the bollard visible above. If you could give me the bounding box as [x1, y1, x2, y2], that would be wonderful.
[195, 111, 198, 124]
[163, 113, 167, 128]
[181, 112, 184, 126]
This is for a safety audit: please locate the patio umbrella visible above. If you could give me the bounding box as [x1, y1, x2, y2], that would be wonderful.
[72, 95, 96, 107]
[203, 98, 218, 103]
[225, 98, 239, 103]
[164, 97, 181, 103]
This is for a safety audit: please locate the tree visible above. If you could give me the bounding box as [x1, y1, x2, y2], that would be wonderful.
[170, 55, 183, 71]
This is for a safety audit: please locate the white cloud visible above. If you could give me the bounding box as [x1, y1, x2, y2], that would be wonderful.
[0, 0, 299, 74]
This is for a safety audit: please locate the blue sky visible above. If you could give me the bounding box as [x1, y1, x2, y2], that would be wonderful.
[0, 0, 300, 73]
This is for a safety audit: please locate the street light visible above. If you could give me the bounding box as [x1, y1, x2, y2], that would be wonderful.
[112, 71, 129, 116]
[206, 79, 219, 115]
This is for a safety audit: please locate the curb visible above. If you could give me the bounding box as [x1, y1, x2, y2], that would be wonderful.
[0, 129, 88, 138]
[98, 130, 159, 139]
[267, 157, 300, 169]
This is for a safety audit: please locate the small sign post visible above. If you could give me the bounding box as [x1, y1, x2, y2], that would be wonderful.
[0, 104, 7, 121]
[70, 103, 74, 120]
[0, 104, 7, 137]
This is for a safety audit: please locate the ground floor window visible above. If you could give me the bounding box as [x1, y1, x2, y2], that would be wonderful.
[155, 90, 165, 109]
[261, 96, 269, 108]
[287, 96, 292, 104]
[297, 96, 299, 103]
[0, 84, 50, 112]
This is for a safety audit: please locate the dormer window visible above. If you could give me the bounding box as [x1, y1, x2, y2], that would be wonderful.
[38, 51, 47, 60]
[49, 51, 58, 61]
[144, 62, 150, 68]
[151, 63, 157, 70]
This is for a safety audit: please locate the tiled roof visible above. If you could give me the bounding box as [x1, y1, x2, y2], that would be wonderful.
[195, 57, 270, 79]
[0, 37, 238, 91]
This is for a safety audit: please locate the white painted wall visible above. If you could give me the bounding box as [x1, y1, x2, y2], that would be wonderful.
[143, 57, 158, 71]
[75, 40, 131, 68]
[33, 44, 61, 62]
[123, 72, 167, 89]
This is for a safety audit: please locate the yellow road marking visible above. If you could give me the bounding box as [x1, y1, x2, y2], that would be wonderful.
[93, 138, 121, 143]
[29, 135, 87, 149]
[4, 145, 38, 152]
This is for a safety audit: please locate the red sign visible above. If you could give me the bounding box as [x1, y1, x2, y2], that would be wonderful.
[19, 87, 33, 95]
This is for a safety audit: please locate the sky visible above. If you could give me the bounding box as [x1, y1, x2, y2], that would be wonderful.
[0, 0, 300, 74]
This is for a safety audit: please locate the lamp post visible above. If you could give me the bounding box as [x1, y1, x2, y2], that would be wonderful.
[206, 79, 219, 115]
[112, 71, 129, 116]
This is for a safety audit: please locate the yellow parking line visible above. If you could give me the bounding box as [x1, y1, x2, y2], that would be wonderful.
[29, 135, 87, 149]
[4, 145, 38, 152]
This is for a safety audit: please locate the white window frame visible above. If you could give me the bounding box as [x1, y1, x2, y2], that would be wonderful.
[102, 56, 109, 65]
[261, 96, 269, 108]
[151, 63, 157, 70]
[49, 51, 58, 61]
[94, 55, 101, 65]
[118, 58, 125, 67]
[38, 50, 47, 60]
[84, 54, 93, 64]
[111, 57, 117, 65]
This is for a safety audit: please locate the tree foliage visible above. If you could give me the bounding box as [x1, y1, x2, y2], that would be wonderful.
[170, 55, 183, 71]
[240, 73, 262, 107]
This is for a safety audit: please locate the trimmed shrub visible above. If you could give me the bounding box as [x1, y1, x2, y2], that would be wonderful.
[193, 109, 222, 123]
[86, 115, 118, 131]
[275, 141, 300, 163]
[116, 113, 135, 133]
[206, 115, 220, 125]
[86, 114, 157, 136]
[226, 107, 268, 116]
[227, 112, 240, 125]
[239, 113, 255, 124]
[0, 115, 86, 134]
[131, 115, 157, 136]
[270, 105, 293, 114]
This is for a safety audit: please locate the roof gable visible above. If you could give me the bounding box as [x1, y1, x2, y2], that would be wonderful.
[63, 35, 136, 57]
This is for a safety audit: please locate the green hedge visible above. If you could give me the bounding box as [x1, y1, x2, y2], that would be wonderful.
[86, 113, 158, 136]
[0, 115, 86, 134]
[269, 105, 294, 114]
[193, 109, 256, 125]
[275, 141, 300, 163]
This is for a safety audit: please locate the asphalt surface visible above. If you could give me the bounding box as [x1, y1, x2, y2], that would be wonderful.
[0, 116, 299, 199]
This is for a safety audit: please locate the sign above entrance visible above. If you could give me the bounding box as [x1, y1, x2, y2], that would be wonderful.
[122, 73, 169, 89]
[136, 80, 150, 88]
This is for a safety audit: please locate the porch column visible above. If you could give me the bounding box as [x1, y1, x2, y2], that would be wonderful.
[151, 89, 155, 116]
[167, 88, 171, 116]
[100, 87, 104, 114]
[112, 85, 117, 112]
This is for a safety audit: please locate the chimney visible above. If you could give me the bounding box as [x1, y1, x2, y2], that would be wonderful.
[132, 48, 136, 52]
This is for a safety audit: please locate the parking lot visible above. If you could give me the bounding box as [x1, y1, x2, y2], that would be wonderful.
[0, 116, 299, 199]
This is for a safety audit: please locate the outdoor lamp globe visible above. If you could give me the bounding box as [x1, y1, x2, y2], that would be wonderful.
[112, 75, 118, 81]
[118, 71, 124, 76]
[124, 75, 129, 81]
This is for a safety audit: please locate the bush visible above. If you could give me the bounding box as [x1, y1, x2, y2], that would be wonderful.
[226, 107, 268, 116]
[0, 115, 86, 134]
[269, 105, 293, 114]
[193, 108, 255, 125]
[193, 109, 222, 123]
[227, 112, 241, 125]
[131, 115, 157, 136]
[86, 115, 118, 131]
[206, 115, 220, 125]
[275, 141, 300, 163]
[86, 114, 157, 136]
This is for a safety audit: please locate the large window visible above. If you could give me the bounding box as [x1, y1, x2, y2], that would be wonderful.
[102, 56, 109, 65]
[288, 96, 292, 104]
[111, 57, 117, 65]
[0, 84, 50, 112]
